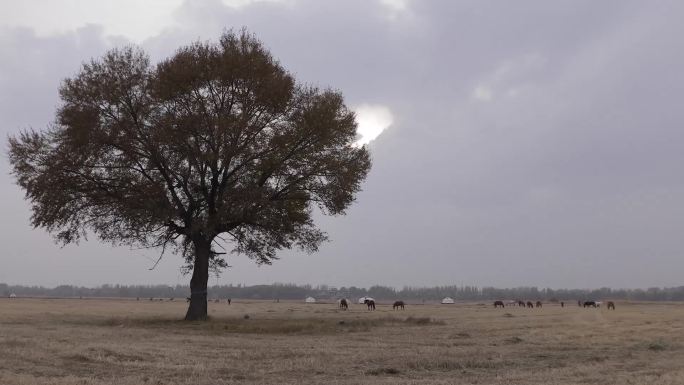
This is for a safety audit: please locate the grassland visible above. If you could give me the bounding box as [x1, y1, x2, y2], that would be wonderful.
[1, 298, 683, 384]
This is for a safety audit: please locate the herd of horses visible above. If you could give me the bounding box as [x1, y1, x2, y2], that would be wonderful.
[76, 296, 622, 312]
[342, 298, 617, 311]
[337, 298, 405, 311]
[150, 297, 616, 311]
[493, 299, 616, 310]
[493, 300, 542, 308]
[581, 300, 615, 310]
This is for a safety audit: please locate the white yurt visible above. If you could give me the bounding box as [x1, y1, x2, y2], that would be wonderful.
[9, 293, 17, 298]
[305, 296, 316, 303]
[441, 297, 455, 304]
[358, 296, 375, 304]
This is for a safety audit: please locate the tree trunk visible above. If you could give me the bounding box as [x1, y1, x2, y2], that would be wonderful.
[184, 238, 211, 321]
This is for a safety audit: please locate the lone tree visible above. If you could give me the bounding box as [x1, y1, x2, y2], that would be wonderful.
[8, 31, 371, 320]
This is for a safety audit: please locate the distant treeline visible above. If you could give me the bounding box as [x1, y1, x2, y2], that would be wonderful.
[3, 282, 684, 302]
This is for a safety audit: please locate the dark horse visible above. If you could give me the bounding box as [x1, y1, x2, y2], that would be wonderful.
[535, 301, 543, 308]
[583, 301, 597, 308]
[339, 298, 349, 310]
[518, 300, 526, 307]
[392, 301, 405, 310]
[364, 299, 376, 311]
[607, 301, 615, 310]
[493, 301, 505, 308]
[526, 301, 534, 308]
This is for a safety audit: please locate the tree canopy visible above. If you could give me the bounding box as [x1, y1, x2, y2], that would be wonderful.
[8, 30, 371, 319]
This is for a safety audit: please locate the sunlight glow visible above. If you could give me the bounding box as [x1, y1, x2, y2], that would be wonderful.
[353, 105, 393, 147]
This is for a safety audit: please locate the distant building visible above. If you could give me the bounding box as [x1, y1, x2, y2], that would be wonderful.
[441, 297, 455, 304]
[305, 296, 316, 303]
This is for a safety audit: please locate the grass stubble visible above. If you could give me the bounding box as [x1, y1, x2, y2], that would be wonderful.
[1, 299, 683, 384]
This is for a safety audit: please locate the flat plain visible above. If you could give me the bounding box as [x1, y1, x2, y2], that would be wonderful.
[1, 298, 683, 384]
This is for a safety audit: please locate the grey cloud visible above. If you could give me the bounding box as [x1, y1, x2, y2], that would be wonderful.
[2, 0, 684, 289]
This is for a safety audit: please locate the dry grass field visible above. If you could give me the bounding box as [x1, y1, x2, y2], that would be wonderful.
[1, 298, 684, 384]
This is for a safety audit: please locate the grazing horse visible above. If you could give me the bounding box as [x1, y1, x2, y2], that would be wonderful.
[561, 301, 564, 307]
[526, 301, 534, 308]
[227, 298, 231, 305]
[607, 301, 615, 310]
[535, 301, 542, 308]
[518, 300, 526, 307]
[364, 299, 376, 311]
[493, 301, 505, 308]
[340, 298, 349, 310]
[393, 301, 405, 310]
[583, 301, 597, 308]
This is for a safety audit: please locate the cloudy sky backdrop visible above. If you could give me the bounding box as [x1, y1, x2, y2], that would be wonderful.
[2, 0, 683, 289]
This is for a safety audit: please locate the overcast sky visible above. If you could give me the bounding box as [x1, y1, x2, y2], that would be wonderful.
[2, 0, 684, 289]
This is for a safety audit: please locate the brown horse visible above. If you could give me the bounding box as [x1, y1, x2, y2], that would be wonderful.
[493, 301, 505, 308]
[607, 301, 615, 310]
[526, 301, 534, 308]
[535, 301, 542, 308]
[583, 301, 597, 308]
[339, 298, 349, 310]
[518, 300, 526, 307]
[364, 299, 376, 311]
[393, 301, 405, 310]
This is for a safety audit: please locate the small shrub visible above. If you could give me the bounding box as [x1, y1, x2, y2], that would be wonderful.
[404, 316, 445, 325]
[365, 367, 401, 376]
[505, 336, 523, 344]
[63, 353, 92, 363]
[405, 316, 431, 325]
[647, 340, 668, 351]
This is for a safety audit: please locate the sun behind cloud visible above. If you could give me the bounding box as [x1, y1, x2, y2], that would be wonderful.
[353, 105, 393, 147]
